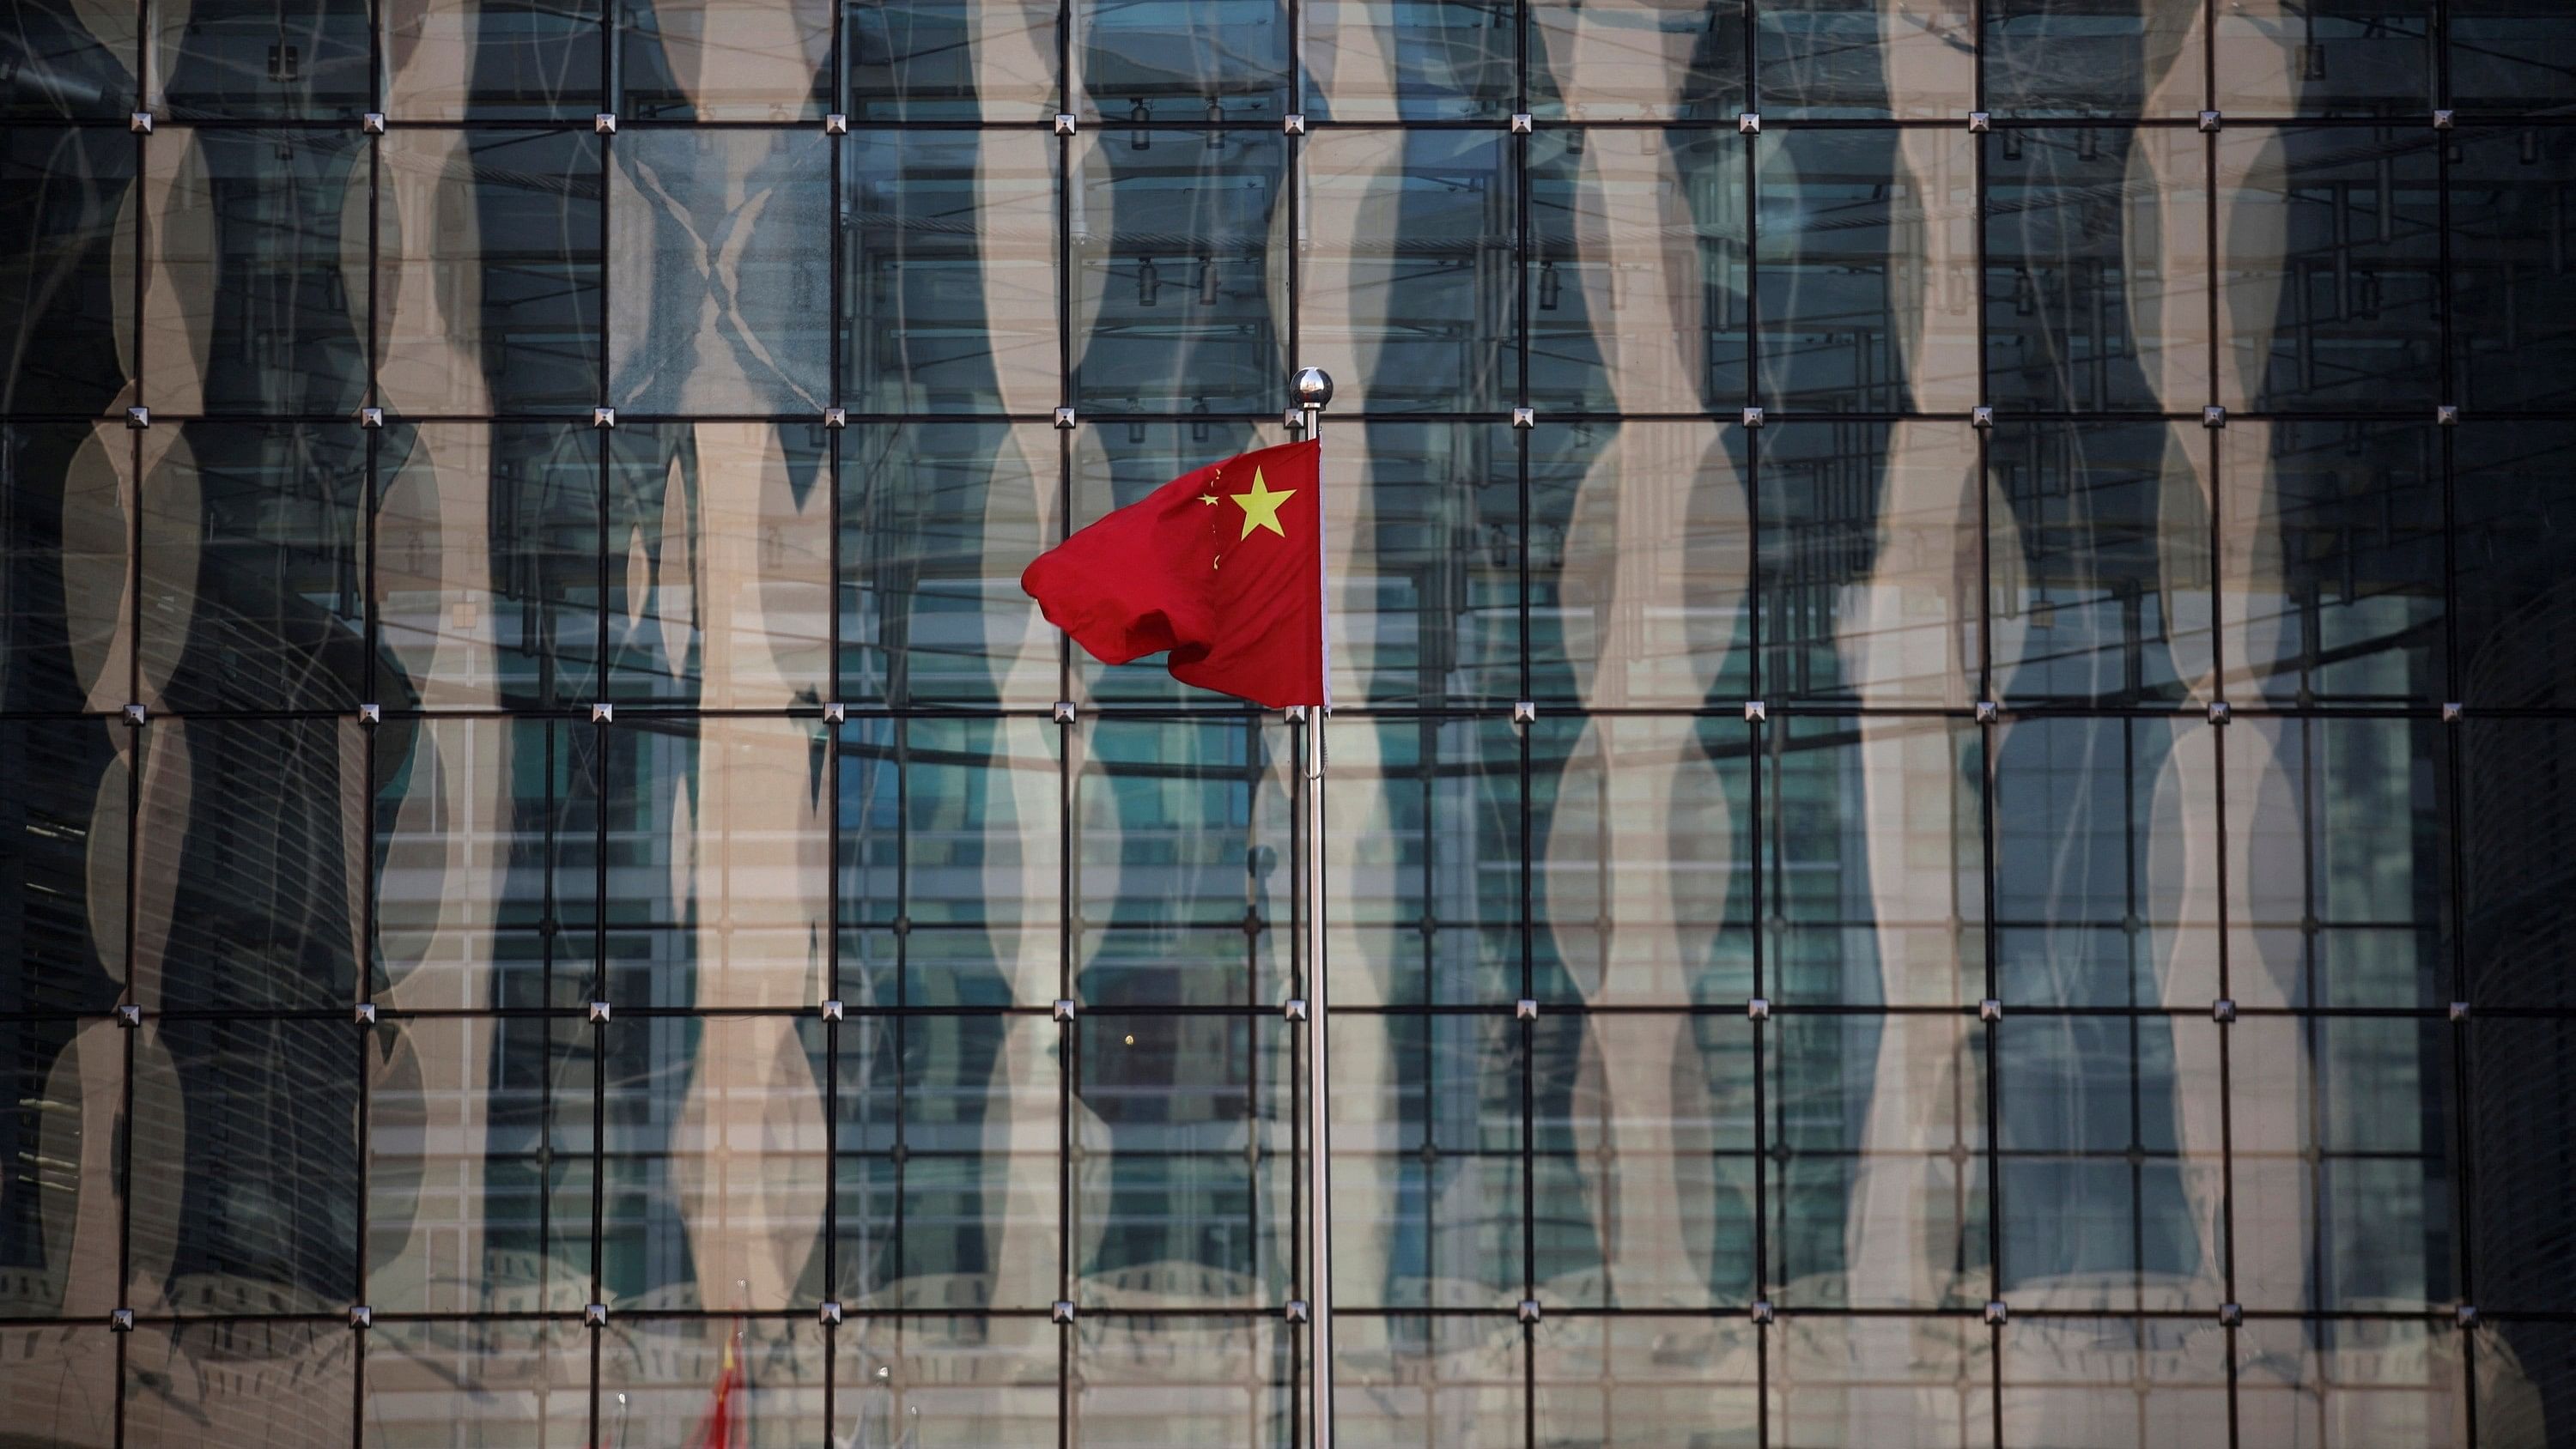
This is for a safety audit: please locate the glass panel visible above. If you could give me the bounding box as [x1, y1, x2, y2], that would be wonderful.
[1528, 0, 1746, 121]
[2226, 716, 2450, 1010]
[598, 1317, 829, 1445]
[125, 1319, 357, 1446]
[1073, 1012, 1289, 1307]
[1530, 714, 1752, 1005]
[1534, 1314, 1761, 1444]
[1770, 1314, 1988, 1447]
[1532, 1012, 1754, 1307]
[0, 423, 131, 713]
[2218, 125, 2439, 413]
[368, 1014, 595, 1313]
[1984, 127, 2210, 413]
[600, 1016, 829, 1309]
[844, 132, 1058, 415]
[1998, 1014, 2223, 1311]
[1767, 715, 1983, 1008]
[2451, 126, 2576, 414]
[361, 1319, 590, 1446]
[1759, 421, 1978, 707]
[2213, 2, 2433, 119]
[2232, 1016, 2456, 1312]
[149, 0, 370, 119]
[0, 1018, 121, 1319]
[1071, 130, 1287, 415]
[2455, 425, 2576, 710]
[848, 0, 1057, 122]
[605, 717, 829, 1009]
[1988, 421, 2213, 707]
[1300, 0, 1514, 123]
[384, 0, 606, 121]
[1325, 717, 1521, 1009]
[0, 719, 126, 1014]
[1992, 716, 2220, 1009]
[138, 421, 368, 713]
[1327, 1011, 1522, 1309]
[2468, 1021, 2576, 1313]
[1300, 130, 1512, 415]
[605, 421, 830, 707]
[2449, 2, 2576, 113]
[1996, 1316, 2229, 1446]
[377, 421, 605, 710]
[1981, 0, 2204, 118]
[1075, 715, 1289, 1007]
[838, 1015, 1060, 1307]
[615, 0, 832, 121]
[841, 421, 1060, 706]
[0, 1326, 116, 1445]
[1759, 128, 1977, 413]
[2239, 1318, 2468, 1449]
[377, 128, 604, 416]
[1066, 416, 1294, 705]
[609, 129, 831, 415]
[1771, 1014, 1987, 1311]
[1528, 128, 1747, 415]
[0, 3, 136, 119]
[2220, 421, 2441, 707]
[143, 128, 370, 416]
[374, 716, 603, 1011]
[1756, 1, 1977, 120]
[1532, 421, 1749, 708]
[135, 718, 366, 1011]
[2461, 721, 2576, 1008]
[131, 1018, 361, 1315]
[839, 716, 1060, 1007]
[838, 1315, 1060, 1445]
[1071, 1316, 1291, 1446]
[0, 128, 134, 415]
[1332, 1315, 1522, 1446]
[1327, 421, 1518, 710]
[1072, 0, 1285, 122]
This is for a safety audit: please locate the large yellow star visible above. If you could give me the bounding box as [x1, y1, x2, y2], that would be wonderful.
[1229, 468, 1297, 540]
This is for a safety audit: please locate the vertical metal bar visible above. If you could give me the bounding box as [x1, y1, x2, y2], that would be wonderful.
[1301, 385, 1333, 1449]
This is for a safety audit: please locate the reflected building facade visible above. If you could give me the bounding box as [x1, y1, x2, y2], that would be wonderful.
[3, 1, 2575, 1446]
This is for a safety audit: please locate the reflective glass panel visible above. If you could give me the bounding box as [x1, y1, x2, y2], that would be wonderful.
[0, 423, 129, 714]
[1534, 1315, 1761, 1443]
[383, 0, 606, 121]
[149, 0, 369, 119]
[615, 0, 832, 121]
[846, 132, 1058, 415]
[1301, 0, 1514, 122]
[2450, 2, 2576, 113]
[0, 3, 135, 119]
[1301, 130, 1512, 415]
[0, 128, 133, 415]
[376, 129, 604, 416]
[848, 0, 1057, 121]
[2212, 2, 2433, 119]
[1756, 1, 1976, 120]
[1528, 0, 1746, 121]
[361, 1319, 590, 1446]
[1982, 0, 2204, 118]
[1328, 1011, 1522, 1307]
[1324, 716, 1521, 1008]
[0, 719, 125, 1015]
[2450, 126, 2576, 414]
[1072, 0, 1286, 122]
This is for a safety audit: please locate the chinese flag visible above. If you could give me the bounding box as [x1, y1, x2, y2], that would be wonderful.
[1021, 439, 1327, 708]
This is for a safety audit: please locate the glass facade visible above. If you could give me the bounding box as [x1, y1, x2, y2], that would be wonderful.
[3, 3, 2576, 1446]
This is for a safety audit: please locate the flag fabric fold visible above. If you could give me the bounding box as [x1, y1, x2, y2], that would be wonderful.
[1019, 438, 1327, 708]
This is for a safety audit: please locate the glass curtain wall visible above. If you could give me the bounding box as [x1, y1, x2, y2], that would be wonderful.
[3, 1, 2576, 1446]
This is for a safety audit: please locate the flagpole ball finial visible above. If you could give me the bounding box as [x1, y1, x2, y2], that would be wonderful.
[1294, 367, 1334, 409]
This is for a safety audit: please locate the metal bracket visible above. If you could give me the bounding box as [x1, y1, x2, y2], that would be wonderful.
[359, 407, 383, 428]
[2198, 110, 2222, 132]
[115, 1004, 141, 1028]
[1517, 1300, 1542, 1325]
[585, 1302, 609, 1326]
[1971, 405, 1994, 428]
[2457, 1304, 2479, 1328]
[1743, 700, 1766, 723]
[123, 703, 147, 727]
[1510, 406, 1535, 428]
[1741, 406, 1765, 428]
[2450, 1001, 2471, 1022]
[1737, 112, 1760, 135]
[1512, 700, 1535, 724]
[593, 112, 617, 135]
[823, 702, 846, 724]
[2208, 700, 2232, 725]
[1747, 997, 1771, 1022]
[349, 1305, 374, 1329]
[2212, 998, 2238, 1024]
[2442, 702, 2464, 724]
[1515, 998, 1538, 1022]
[1053, 407, 1077, 429]
[1283, 998, 1308, 1022]
[821, 998, 844, 1022]
[1053, 700, 1076, 724]
[130, 112, 153, 134]
[125, 406, 150, 430]
[587, 1000, 612, 1023]
[592, 702, 614, 724]
[1966, 112, 1990, 134]
[1978, 999, 2003, 1022]
[1285, 1300, 1310, 1323]
[2219, 1303, 2243, 1327]
[1053, 999, 1076, 1022]
[820, 1300, 844, 1325]
[592, 406, 616, 427]
[1974, 700, 1999, 724]
[361, 112, 386, 135]
[1750, 1300, 1776, 1325]
[1283, 114, 1307, 136]
[2437, 404, 2460, 426]
[1054, 114, 1077, 136]
[1984, 1300, 2009, 1325]
[1052, 1300, 1078, 1324]
[2202, 405, 2227, 428]
[111, 1308, 135, 1331]
[1510, 113, 1533, 135]
[354, 1003, 377, 1025]
[2433, 110, 2456, 130]
[823, 407, 847, 428]
[825, 113, 848, 136]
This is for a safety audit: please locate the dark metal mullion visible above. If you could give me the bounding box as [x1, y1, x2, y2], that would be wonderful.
[824, 0, 848, 1399]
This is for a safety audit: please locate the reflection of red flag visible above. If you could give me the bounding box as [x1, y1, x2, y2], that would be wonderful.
[1020, 439, 1327, 708]
[697, 1321, 741, 1449]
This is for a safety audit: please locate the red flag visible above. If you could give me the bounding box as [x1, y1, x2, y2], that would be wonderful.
[696, 1320, 741, 1449]
[1021, 439, 1327, 708]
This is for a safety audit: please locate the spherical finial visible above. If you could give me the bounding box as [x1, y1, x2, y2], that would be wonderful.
[1293, 367, 1334, 409]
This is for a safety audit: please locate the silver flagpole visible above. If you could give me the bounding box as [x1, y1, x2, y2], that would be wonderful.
[1292, 365, 1334, 1449]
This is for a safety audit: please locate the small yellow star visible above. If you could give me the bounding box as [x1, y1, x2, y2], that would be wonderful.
[1229, 467, 1297, 540]
[1199, 493, 1219, 506]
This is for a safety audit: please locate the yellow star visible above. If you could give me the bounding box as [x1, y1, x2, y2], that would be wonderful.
[1229, 468, 1297, 541]
[1199, 493, 1219, 506]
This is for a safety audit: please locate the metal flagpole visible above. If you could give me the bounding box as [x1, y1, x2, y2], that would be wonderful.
[1292, 365, 1334, 1449]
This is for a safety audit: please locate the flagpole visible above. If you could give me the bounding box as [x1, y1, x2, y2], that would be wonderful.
[1292, 365, 1335, 1449]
